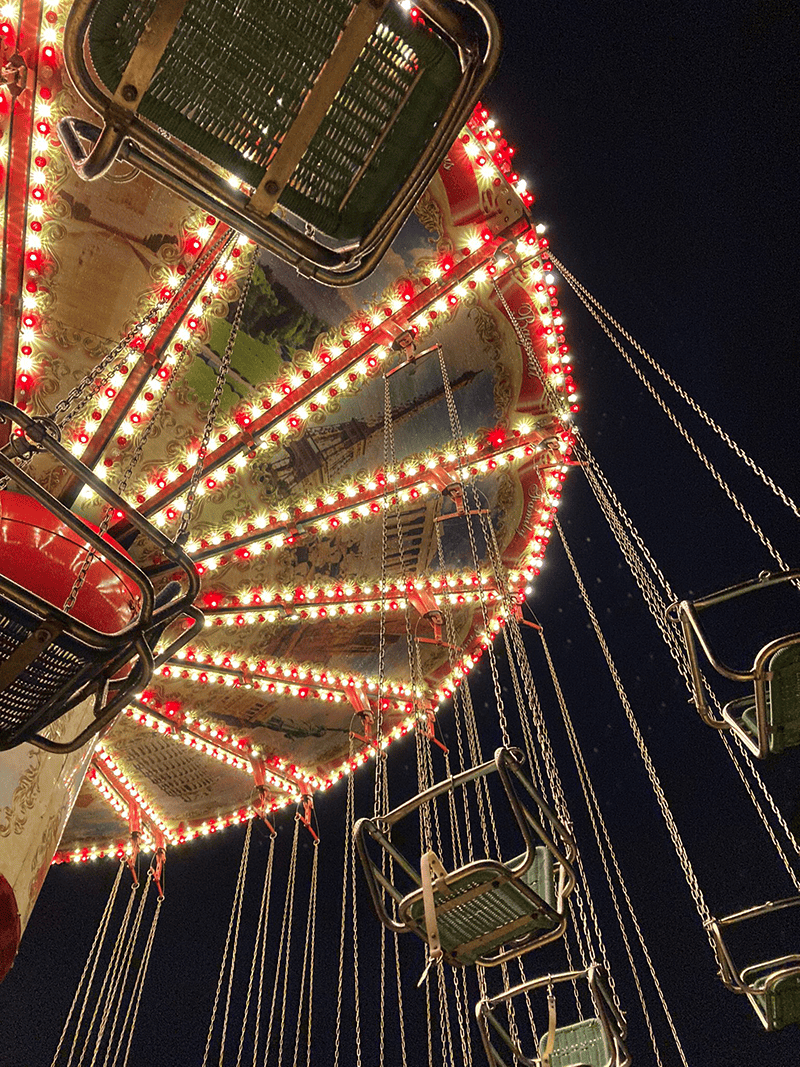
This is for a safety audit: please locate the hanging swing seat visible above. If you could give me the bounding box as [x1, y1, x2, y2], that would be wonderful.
[671, 570, 800, 757]
[708, 895, 800, 1031]
[59, 0, 499, 285]
[0, 403, 202, 753]
[403, 843, 560, 966]
[355, 747, 576, 967]
[476, 965, 629, 1067]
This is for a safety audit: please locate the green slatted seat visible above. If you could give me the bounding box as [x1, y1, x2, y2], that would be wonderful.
[476, 965, 630, 1067]
[737, 645, 800, 754]
[671, 570, 800, 758]
[405, 846, 559, 967]
[709, 898, 800, 1031]
[61, 0, 499, 283]
[86, 0, 459, 241]
[355, 748, 576, 969]
[743, 962, 800, 1032]
[540, 1018, 614, 1067]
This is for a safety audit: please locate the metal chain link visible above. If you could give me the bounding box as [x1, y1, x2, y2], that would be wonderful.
[556, 516, 717, 941]
[176, 245, 258, 545]
[114, 895, 163, 1067]
[436, 344, 511, 747]
[201, 819, 252, 1067]
[61, 344, 189, 617]
[51, 861, 124, 1067]
[293, 840, 319, 1067]
[550, 253, 800, 522]
[53, 235, 233, 428]
[240, 831, 276, 1067]
[540, 629, 690, 1064]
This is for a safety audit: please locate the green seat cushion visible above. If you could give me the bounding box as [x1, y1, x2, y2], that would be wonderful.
[538, 1018, 612, 1067]
[407, 846, 559, 966]
[739, 645, 800, 754]
[753, 970, 800, 1031]
[517, 844, 557, 909]
[87, 0, 461, 239]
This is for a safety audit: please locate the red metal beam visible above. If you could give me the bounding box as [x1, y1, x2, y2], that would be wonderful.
[123, 217, 530, 523]
[0, 0, 44, 446]
[57, 223, 232, 505]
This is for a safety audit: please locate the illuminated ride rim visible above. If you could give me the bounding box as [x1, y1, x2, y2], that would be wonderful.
[0, 0, 574, 873]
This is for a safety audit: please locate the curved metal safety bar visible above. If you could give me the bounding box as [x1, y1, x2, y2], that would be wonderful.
[0, 403, 202, 752]
[60, 0, 502, 285]
[707, 895, 800, 1031]
[354, 747, 577, 967]
[669, 569, 800, 757]
[475, 964, 629, 1067]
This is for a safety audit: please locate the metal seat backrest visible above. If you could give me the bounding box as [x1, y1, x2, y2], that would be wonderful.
[767, 644, 800, 752]
[518, 845, 556, 909]
[738, 643, 800, 754]
[742, 959, 800, 1031]
[539, 1017, 614, 1067]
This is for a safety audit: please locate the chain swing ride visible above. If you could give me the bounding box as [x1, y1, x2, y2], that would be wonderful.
[1, 0, 798, 1062]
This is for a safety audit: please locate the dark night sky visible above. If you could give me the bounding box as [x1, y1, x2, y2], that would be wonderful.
[3, 1, 800, 1063]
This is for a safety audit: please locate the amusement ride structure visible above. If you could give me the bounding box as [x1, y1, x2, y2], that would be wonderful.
[1, 0, 798, 1063]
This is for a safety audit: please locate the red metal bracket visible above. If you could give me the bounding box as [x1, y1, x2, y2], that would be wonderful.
[386, 341, 440, 378]
[296, 795, 319, 842]
[151, 834, 166, 899]
[511, 604, 541, 630]
[126, 803, 142, 885]
[423, 707, 448, 755]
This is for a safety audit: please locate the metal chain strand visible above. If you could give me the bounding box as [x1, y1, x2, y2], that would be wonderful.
[276, 820, 300, 1067]
[556, 517, 718, 948]
[176, 245, 259, 545]
[51, 861, 124, 1067]
[240, 831, 276, 1067]
[53, 235, 233, 427]
[73, 884, 138, 1067]
[373, 377, 393, 818]
[90, 873, 152, 1067]
[540, 629, 689, 1065]
[219, 820, 253, 1066]
[293, 842, 319, 1067]
[550, 253, 800, 522]
[436, 344, 511, 746]
[61, 343, 190, 616]
[263, 819, 298, 1067]
[201, 820, 252, 1067]
[333, 774, 353, 1067]
[566, 283, 789, 568]
[499, 281, 800, 897]
[113, 896, 163, 1067]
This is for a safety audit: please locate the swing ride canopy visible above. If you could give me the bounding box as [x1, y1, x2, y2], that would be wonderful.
[0, 0, 575, 861]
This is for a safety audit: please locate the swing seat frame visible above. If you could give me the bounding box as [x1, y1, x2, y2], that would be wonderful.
[59, 0, 500, 286]
[707, 895, 800, 1031]
[671, 569, 800, 757]
[476, 965, 629, 1067]
[0, 403, 202, 754]
[354, 747, 576, 967]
